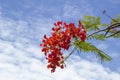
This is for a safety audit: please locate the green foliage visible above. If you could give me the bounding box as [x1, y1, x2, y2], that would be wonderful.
[112, 34, 120, 39]
[111, 14, 120, 24]
[70, 15, 120, 63]
[74, 40, 112, 62]
[87, 34, 105, 41]
[82, 15, 120, 41]
[109, 15, 120, 39]
[78, 15, 120, 62]
[116, 14, 120, 22]
[81, 15, 108, 31]
[112, 31, 120, 38]
[107, 30, 120, 38]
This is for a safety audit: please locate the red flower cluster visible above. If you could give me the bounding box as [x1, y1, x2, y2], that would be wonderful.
[40, 21, 86, 73]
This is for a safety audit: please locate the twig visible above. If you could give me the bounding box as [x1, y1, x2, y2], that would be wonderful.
[87, 23, 120, 38]
[105, 30, 120, 38]
[103, 10, 118, 22]
[64, 47, 76, 61]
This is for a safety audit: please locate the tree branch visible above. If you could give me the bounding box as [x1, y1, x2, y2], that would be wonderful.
[105, 30, 120, 38]
[87, 23, 120, 38]
[59, 47, 76, 64]
[64, 47, 76, 61]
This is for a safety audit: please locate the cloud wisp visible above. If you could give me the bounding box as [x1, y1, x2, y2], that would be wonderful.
[0, 40, 120, 80]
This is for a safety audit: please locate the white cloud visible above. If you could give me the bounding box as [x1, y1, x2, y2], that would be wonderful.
[0, 39, 120, 80]
[0, 9, 54, 44]
[0, 40, 50, 80]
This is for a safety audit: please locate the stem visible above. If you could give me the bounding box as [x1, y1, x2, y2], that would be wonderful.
[59, 47, 76, 64]
[87, 23, 120, 38]
[64, 47, 76, 61]
[103, 10, 118, 22]
[105, 30, 120, 38]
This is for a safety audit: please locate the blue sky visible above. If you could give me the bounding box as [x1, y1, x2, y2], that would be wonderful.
[0, 0, 120, 80]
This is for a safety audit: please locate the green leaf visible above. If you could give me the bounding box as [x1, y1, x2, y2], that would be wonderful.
[99, 23, 108, 27]
[106, 30, 120, 38]
[74, 40, 112, 61]
[87, 34, 105, 41]
[111, 14, 120, 24]
[81, 15, 109, 32]
[84, 15, 92, 20]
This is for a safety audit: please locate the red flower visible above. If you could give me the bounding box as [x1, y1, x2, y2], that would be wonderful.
[40, 21, 86, 73]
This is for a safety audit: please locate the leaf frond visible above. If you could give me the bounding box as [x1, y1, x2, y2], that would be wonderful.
[74, 40, 112, 62]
